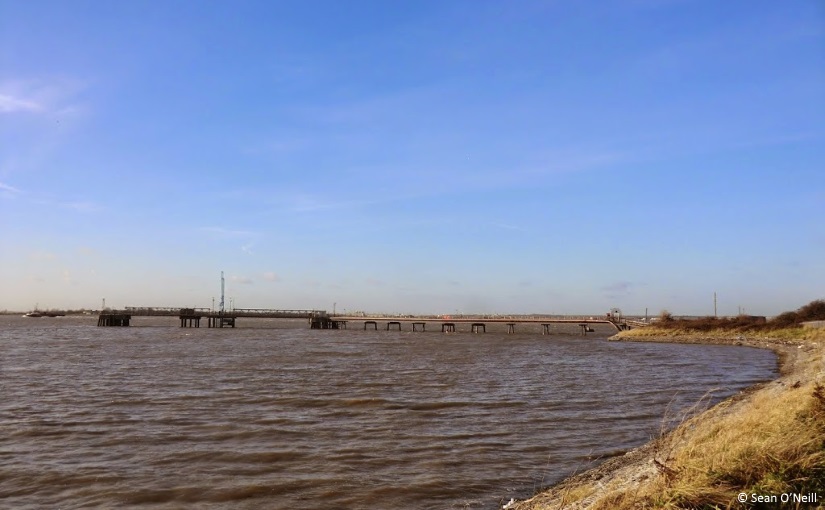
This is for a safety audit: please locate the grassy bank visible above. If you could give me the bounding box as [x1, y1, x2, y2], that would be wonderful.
[512, 325, 825, 509]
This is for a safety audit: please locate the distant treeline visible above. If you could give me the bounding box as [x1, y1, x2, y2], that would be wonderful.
[659, 300, 825, 332]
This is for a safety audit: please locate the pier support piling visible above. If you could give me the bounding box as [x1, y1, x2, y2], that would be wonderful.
[441, 322, 456, 333]
[309, 317, 340, 329]
[180, 316, 201, 328]
[208, 316, 236, 328]
[471, 323, 486, 333]
[97, 314, 131, 327]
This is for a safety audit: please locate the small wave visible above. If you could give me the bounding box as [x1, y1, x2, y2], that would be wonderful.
[405, 401, 475, 411]
[342, 397, 391, 407]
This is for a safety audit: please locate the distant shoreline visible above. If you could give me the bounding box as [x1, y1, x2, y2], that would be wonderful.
[512, 327, 825, 509]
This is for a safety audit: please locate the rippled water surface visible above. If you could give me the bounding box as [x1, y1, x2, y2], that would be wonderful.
[0, 317, 777, 509]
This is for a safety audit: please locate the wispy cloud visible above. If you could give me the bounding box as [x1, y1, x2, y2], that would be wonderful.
[242, 136, 311, 156]
[0, 181, 22, 196]
[29, 251, 58, 262]
[601, 281, 638, 299]
[287, 193, 388, 213]
[199, 226, 259, 238]
[200, 227, 260, 256]
[62, 201, 103, 213]
[30, 197, 104, 212]
[0, 78, 88, 117]
[490, 221, 529, 233]
[519, 148, 629, 180]
[262, 272, 279, 282]
[0, 94, 43, 113]
[230, 275, 254, 285]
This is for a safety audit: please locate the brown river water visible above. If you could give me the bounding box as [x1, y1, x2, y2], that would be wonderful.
[0, 316, 777, 509]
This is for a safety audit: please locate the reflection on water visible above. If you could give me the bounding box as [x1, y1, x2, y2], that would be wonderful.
[0, 317, 777, 509]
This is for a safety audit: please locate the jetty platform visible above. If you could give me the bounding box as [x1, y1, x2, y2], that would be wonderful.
[97, 307, 327, 328]
[97, 307, 636, 334]
[318, 316, 630, 334]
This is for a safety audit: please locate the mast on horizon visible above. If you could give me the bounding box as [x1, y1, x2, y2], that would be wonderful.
[220, 271, 225, 314]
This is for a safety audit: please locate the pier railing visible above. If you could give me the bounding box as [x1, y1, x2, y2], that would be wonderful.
[121, 306, 327, 319]
[228, 308, 327, 318]
[124, 307, 211, 316]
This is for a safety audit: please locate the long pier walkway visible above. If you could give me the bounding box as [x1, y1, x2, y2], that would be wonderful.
[97, 307, 327, 328]
[97, 307, 635, 334]
[316, 315, 630, 334]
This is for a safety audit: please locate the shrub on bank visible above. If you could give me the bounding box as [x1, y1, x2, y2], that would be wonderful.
[771, 300, 825, 329]
[657, 315, 766, 332]
[656, 300, 825, 333]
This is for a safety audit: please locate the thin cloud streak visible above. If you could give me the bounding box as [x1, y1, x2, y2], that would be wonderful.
[0, 182, 22, 194]
[262, 272, 279, 282]
[0, 94, 43, 113]
[490, 222, 529, 233]
[0, 78, 89, 116]
[29, 196, 104, 212]
[199, 226, 259, 238]
[62, 201, 103, 213]
[287, 194, 393, 213]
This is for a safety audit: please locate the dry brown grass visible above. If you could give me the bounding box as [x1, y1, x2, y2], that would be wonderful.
[614, 325, 825, 343]
[513, 326, 825, 510]
[626, 381, 825, 508]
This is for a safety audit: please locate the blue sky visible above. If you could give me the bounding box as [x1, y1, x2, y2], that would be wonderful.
[1, 0, 823, 316]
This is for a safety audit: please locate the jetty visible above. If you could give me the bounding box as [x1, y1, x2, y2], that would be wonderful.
[97, 307, 328, 328]
[315, 315, 630, 334]
[97, 307, 634, 334]
[94, 273, 637, 333]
